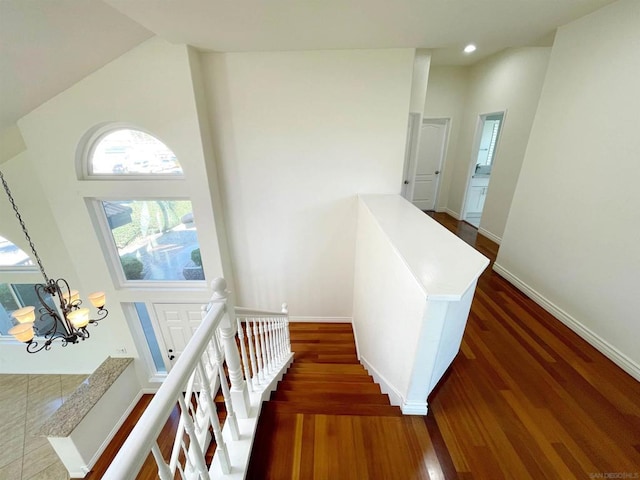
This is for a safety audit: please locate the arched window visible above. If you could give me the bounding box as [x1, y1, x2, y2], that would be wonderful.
[0, 235, 34, 268]
[88, 128, 183, 177]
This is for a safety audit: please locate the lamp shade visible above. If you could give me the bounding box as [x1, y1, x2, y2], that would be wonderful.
[11, 306, 36, 324]
[88, 291, 106, 308]
[9, 323, 35, 343]
[62, 290, 80, 305]
[68, 308, 90, 328]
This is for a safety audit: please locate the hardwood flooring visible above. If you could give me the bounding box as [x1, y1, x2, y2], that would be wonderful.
[425, 212, 640, 479]
[79, 212, 640, 479]
[246, 323, 449, 479]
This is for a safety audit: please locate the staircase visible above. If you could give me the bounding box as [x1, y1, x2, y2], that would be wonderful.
[246, 323, 437, 479]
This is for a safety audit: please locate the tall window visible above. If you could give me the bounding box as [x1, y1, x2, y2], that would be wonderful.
[89, 128, 183, 176]
[99, 200, 204, 282]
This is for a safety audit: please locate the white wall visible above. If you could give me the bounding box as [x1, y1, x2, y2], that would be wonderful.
[1, 38, 226, 375]
[423, 66, 469, 212]
[201, 49, 414, 318]
[433, 48, 550, 240]
[0, 153, 85, 372]
[496, 0, 640, 379]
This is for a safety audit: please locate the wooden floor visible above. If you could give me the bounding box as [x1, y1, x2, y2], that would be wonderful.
[425, 212, 640, 479]
[80, 212, 640, 479]
[246, 323, 452, 479]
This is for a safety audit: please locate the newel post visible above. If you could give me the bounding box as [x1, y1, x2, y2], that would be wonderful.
[211, 278, 250, 418]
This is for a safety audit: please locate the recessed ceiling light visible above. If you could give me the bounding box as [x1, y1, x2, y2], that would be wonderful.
[464, 44, 477, 54]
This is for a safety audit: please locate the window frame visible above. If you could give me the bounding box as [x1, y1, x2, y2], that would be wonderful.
[88, 197, 207, 290]
[79, 123, 185, 181]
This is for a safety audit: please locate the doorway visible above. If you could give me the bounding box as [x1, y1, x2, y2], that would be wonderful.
[402, 116, 449, 211]
[462, 112, 504, 228]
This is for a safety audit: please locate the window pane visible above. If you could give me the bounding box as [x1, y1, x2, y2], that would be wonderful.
[90, 129, 182, 176]
[134, 302, 167, 374]
[0, 283, 62, 337]
[101, 200, 205, 282]
[0, 235, 34, 267]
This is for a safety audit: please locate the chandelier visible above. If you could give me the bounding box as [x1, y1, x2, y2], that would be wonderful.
[1, 170, 108, 353]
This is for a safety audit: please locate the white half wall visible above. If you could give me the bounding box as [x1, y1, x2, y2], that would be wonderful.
[496, 0, 640, 380]
[201, 49, 414, 317]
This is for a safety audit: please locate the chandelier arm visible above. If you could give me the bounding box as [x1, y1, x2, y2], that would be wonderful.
[0, 170, 50, 283]
[35, 284, 74, 337]
[89, 308, 109, 325]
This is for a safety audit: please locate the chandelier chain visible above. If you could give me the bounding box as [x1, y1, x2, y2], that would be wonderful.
[0, 170, 50, 283]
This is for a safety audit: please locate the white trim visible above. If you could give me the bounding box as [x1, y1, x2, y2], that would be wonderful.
[288, 316, 352, 323]
[359, 355, 404, 408]
[401, 401, 429, 415]
[493, 263, 640, 382]
[87, 390, 144, 470]
[445, 208, 461, 220]
[478, 227, 502, 245]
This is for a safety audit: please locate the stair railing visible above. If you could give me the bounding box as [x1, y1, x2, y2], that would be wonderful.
[102, 278, 293, 479]
[235, 304, 291, 391]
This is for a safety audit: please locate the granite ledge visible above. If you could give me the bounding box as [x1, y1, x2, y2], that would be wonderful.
[39, 357, 134, 437]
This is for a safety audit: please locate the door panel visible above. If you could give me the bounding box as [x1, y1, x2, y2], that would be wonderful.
[153, 303, 204, 370]
[411, 120, 447, 211]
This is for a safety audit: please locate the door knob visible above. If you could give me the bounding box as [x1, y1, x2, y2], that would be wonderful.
[434, 170, 440, 175]
[403, 180, 409, 185]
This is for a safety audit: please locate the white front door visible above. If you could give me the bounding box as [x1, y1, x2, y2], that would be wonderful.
[153, 303, 204, 370]
[411, 119, 448, 211]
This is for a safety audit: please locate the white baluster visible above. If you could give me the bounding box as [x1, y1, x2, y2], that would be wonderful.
[211, 337, 240, 440]
[259, 320, 269, 375]
[252, 319, 264, 384]
[197, 362, 230, 474]
[245, 318, 259, 387]
[278, 318, 286, 363]
[209, 278, 250, 418]
[151, 442, 173, 480]
[282, 303, 291, 354]
[236, 319, 253, 393]
[267, 317, 278, 373]
[176, 395, 210, 480]
[276, 317, 284, 361]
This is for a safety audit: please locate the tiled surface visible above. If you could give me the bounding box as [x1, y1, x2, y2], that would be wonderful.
[0, 374, 86, 480]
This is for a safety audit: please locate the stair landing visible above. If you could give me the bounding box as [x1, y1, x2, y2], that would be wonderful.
[246, 322, 449, 479]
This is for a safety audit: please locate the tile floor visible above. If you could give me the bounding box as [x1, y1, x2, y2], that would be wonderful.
[0, 374, 87, 480]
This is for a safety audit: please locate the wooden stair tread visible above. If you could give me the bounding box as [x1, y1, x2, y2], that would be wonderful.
[288, 362, 367, 372]
[264, 400, 402, 417]
[271, 390, 390, 405]
[277, 380, 382, 394]
[282, 372, 374, 383]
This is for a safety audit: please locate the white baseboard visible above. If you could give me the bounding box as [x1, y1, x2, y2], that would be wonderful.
[87, 390, 144, 471]
[401, 401, 429, 415]
[493, 263, 640, 382]
[446, 208, 461, 220]
[289, 316, 352, 323]
[478, 227, 502, 245]
[359, 355, 404, 408]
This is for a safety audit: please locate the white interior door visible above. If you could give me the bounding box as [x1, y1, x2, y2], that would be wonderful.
[411, 119, 448, 211]
[153, 303, 204, 370]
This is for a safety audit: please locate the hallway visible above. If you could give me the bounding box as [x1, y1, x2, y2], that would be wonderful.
[426, 212, 640, 478]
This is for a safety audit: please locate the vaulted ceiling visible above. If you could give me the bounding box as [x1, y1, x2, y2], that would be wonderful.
[0, 0, 615, 139]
